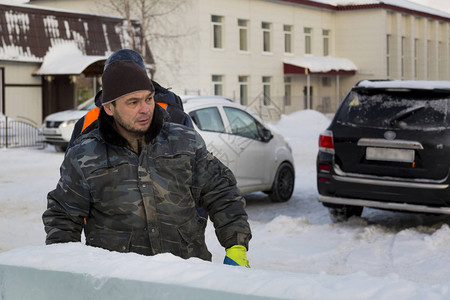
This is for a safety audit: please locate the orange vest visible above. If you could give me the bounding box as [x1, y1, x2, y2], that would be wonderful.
[81, 107, 100, 132]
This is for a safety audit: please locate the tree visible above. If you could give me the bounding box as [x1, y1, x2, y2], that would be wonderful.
[97, 0, 192, 79]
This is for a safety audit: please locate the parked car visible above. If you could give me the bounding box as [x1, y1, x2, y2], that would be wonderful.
[42, 97, 95, 152]
[183, 96, 295, 202]
[317, 79, 450, 221]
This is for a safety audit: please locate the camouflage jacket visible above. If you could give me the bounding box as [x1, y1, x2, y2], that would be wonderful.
[43, 104, 251, 261]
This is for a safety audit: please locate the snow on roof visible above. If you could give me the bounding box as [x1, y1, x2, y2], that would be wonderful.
[315, 0, 450, 19]
[356, 80, 450, 90]
[0, 44, 40, 63]
[34, 42, 107, 75]
[0, 0, 124, 19]
[0, 2, 150, 65]
[284, 56, 357, 73]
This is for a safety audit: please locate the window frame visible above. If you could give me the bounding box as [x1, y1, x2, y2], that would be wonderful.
[238, 19, 249, 52]
[212, 74, 224, 96]
[304, 27, 312, 54]
[262, 22, 272, 53]
[239, 75, 249, 106]
[211, 15, 224, 49]
[284, 24, 293, 54]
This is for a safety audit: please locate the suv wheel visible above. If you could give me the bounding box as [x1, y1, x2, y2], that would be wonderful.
[269, 162, 295, 202]
[55, 145, 67, 153]
[328, 205, 363, 222]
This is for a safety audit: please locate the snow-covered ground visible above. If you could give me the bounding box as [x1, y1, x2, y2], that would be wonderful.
[2, 110, 450, 299]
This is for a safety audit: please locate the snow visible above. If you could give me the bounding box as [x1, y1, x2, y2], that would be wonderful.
[284, 56, 357, 73]
[319, 0, 450, 17]
[2, 110, 450, 298]
[357, 79, 450, 89]
[34, 42, 107, 75]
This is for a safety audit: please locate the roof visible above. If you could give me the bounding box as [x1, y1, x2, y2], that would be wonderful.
[0, 2, 153, 71]
[355, 80, 450, 90]
[279, 0, 450, 22]
[34, 43, 107, 75]
[283, 56, 357, 75]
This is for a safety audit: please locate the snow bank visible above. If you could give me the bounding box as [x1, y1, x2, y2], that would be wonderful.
[267, 110, 331, 166]
[0, 243, 448, 300]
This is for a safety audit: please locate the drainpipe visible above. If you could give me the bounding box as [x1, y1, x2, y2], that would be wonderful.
[306, 68, 310, 109]
[336, 74, 340, 111]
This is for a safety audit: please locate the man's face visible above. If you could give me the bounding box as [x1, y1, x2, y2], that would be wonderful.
[104, 90, 155, 139]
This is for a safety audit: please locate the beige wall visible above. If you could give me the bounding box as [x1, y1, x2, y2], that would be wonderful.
[1, 61, 43, 126]
[152, 0, 341, 118]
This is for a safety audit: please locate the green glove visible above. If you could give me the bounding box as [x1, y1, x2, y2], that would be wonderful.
[223, 245, 250, 268]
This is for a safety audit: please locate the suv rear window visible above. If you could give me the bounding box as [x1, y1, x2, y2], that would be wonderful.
[336, 89, 450, 130]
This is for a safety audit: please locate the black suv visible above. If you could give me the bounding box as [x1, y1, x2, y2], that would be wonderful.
[317, 80, 450, 221]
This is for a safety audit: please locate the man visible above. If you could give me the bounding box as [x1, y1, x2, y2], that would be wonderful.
[66, 49, 193, 151]
[42, 57, 251, 267]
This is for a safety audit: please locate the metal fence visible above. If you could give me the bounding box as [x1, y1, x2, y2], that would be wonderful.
[0, 116, 45, 148]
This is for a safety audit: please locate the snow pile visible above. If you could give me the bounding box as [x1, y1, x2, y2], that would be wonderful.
[0, 243, 448, 299]
[267, 109, 330, 167]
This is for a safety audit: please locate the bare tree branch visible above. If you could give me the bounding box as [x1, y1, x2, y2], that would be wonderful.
[97, 0, 193, 78]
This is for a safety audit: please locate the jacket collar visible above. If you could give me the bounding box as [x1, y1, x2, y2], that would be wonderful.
[98, 102, 166, 147]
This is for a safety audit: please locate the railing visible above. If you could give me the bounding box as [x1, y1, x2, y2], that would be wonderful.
[246, 93, 284, 122]
[0, 116, 45, 148]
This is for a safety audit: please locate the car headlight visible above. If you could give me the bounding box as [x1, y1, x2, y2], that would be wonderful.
[61, 119, 79, 127]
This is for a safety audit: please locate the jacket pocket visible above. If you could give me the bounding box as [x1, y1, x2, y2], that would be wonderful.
[86, 228, 132, 253]
[177, 217, 211, 261]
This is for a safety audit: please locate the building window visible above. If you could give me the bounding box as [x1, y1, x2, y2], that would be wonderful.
[284, 25, 292, 54]
[427, 39, 432, 79]
[414, 38, 419, 79]
[212, 15, 223, 49]
[439, 41, 444, 79]
[386, 34, 391, 77]
[322, 77, 331, 87]
[262, 76, 271, 105]
[401, 36, 406, 79]
[212, 75, 223, 95]
[284, 77, 292, 106]
[323, 29, 330, 56]
[262, 22, 272, 52]
[304, 27, 312, 54]
[238, 19, 249, 52]
[239, 75, 249, 105]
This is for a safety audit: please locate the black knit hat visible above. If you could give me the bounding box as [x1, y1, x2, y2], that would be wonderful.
[101, 60, 154, 105]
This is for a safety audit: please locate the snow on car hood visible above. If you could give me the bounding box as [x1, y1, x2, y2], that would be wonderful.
[44, 109, 89, 122]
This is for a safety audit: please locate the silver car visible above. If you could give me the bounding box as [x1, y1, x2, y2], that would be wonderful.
[183, 96, 295, 202]
[41, 98, 95, 152]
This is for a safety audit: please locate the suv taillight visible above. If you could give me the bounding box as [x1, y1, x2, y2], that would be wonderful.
[319, 130, 334, 154]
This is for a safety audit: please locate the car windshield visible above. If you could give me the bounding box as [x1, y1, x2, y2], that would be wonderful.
[336, 89, 450, 130]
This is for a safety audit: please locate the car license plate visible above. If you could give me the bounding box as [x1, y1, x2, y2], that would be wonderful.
[43, 128, 57, 135]
[366, 147, 414, 163]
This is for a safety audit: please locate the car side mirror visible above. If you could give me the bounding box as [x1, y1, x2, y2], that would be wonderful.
[261, 128, 273, 142]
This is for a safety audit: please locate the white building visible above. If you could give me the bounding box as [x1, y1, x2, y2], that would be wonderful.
[29, 0, 450, 120]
